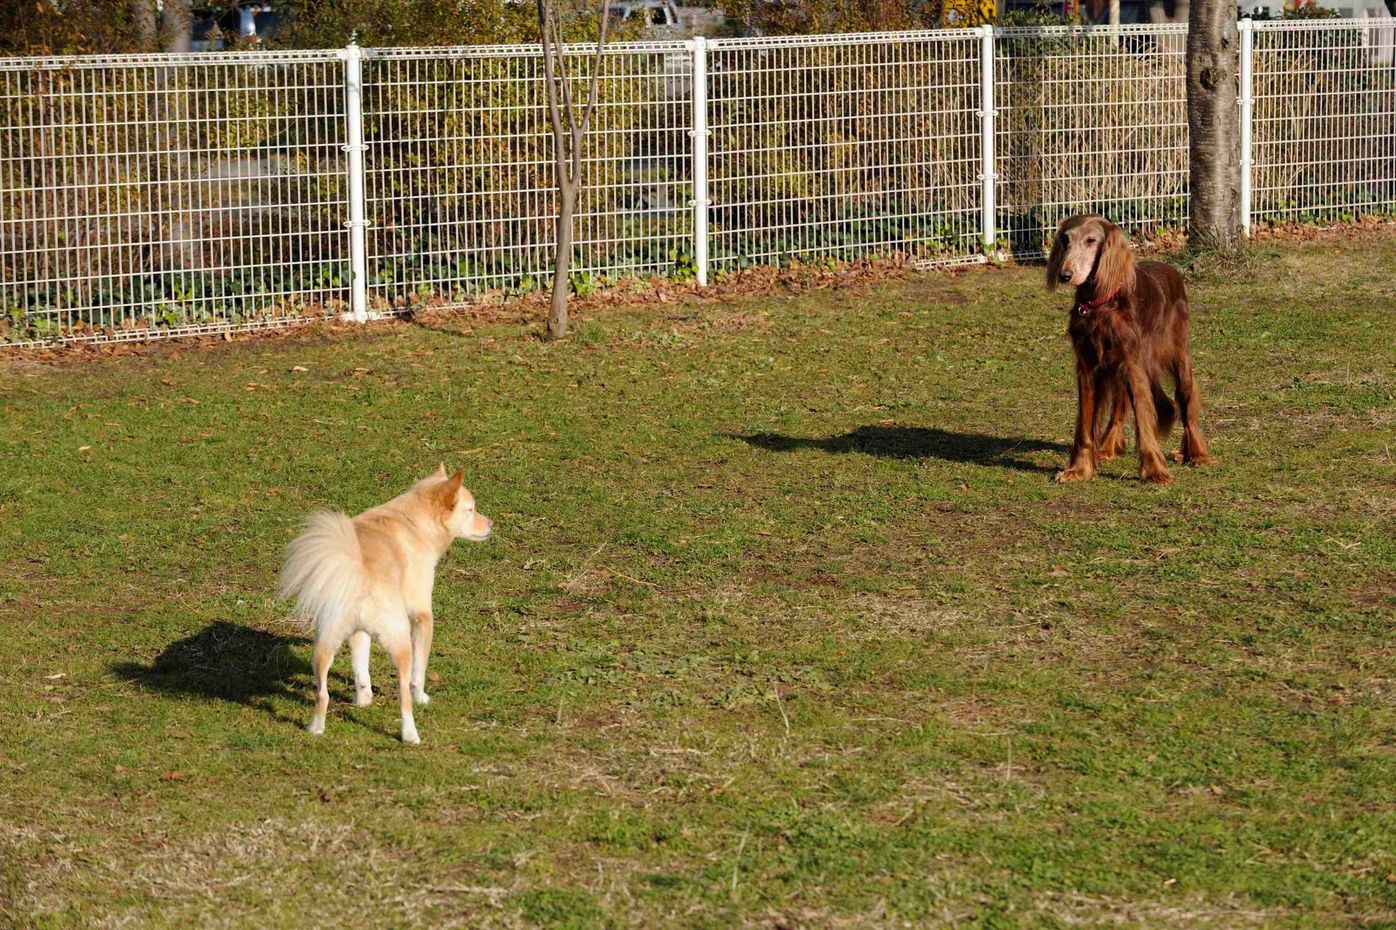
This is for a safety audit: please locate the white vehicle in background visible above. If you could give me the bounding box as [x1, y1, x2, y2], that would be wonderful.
[191, 2, 278, 51]
[1236, 0, 1394, 64]
[1238, 0, 1391, 15]
[606, 1, 721, 97]
[608, 0, 685, 35]
[608, 1, 728, 37]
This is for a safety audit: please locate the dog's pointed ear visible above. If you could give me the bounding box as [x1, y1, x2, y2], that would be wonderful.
[434, 462, 447, 478]
[432, 470, 464, 513]
[1094, 221, 1137, 299]
[1045, 217, 1070, 292]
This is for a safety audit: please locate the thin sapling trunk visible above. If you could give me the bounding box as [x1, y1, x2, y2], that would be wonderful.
[537, 1, 610, 340]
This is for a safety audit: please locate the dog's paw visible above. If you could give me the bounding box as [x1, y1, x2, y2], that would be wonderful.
[401, 726, 421, 745]
[413, 690, 431, 706]
[1141, 469, 1175, 485]
[355, 687, 374, 708]
[1054, 467, 1094, 483]
[1184, 453, 1217, 467]
[307, 719, 325, 736]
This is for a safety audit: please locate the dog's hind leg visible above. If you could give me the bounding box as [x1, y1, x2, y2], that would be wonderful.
[410, 611, 434, 706]
[1173, 353, 1216, 465]
[1152, 378, 1177, 440]
[379, 625, 420, 745]
[309, 634, 343, 735]
[1098, 378, 1129, 461]
[349, 631, 373, 707]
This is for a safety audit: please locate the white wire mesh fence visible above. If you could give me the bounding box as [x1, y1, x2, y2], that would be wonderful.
[707, 30, 984, 270]
[1251, 18, 1396, 228]
[996, 24, 1188, 258]
[0, 50, 350, 344]
[3, 20, 1395, 348]
[360, 43, 694, 314]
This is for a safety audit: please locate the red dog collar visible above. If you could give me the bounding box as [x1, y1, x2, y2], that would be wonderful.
[1075, 288, 1119, 315]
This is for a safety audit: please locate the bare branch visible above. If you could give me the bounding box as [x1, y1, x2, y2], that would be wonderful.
[536, 1, 567, 154]
[554, 15, 577, 133]
[569, 1, 610, 187]
[577, 3, 611, 135]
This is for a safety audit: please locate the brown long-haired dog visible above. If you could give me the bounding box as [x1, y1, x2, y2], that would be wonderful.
[1046, 215, 1215, 484]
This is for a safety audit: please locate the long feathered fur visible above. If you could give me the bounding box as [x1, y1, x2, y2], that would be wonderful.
[277, 511, 364, 635]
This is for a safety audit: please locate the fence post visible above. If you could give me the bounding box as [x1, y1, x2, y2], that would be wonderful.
[690, 36, 711, 287]
[1238, 17, 1254, 238]
[342, 42, 369, 322]
[978, 24, 997, 257]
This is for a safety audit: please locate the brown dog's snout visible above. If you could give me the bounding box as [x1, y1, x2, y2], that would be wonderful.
[1058, 268, 1073, 283]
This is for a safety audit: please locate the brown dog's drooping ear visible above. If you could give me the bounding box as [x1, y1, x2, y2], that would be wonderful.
[1093, 221, 1137, 299]
[1045, 216, 1071, 292]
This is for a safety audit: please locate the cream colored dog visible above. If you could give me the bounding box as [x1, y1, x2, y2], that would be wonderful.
[278, 466, 492, 744]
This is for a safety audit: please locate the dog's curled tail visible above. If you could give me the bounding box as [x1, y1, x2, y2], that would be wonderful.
[278, 511, 364, 635]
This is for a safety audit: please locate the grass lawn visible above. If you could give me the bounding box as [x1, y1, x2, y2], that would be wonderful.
[1, 233, 1393, 930]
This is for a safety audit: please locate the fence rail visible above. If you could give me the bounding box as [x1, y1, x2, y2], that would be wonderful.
[2, 18, 1394, 348]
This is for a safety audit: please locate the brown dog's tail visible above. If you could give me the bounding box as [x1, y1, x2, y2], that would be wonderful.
[1152, 380, 1177, 439]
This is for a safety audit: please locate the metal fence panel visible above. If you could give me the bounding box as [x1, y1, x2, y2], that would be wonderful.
[995, 23, 1189, 259]
[1251, 18, 1396, 227]
[706, 30, 985, 270]
[3, 20, 1396, 348]
[359, 41, 694, 313]
[0, 50, 349, 347]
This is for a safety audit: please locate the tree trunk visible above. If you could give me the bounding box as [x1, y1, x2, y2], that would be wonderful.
[163, 0, 194, 53]
[537, 0, 609, 341]
[133, 0, 159, 50]
[549, 182, 576, 340]
[1186, 0, 1241, 251]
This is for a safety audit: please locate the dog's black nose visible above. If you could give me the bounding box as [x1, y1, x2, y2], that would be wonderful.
[1058, 271, 1072, 283]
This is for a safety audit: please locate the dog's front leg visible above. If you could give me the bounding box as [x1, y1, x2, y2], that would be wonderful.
[1057, 364, 1099, 482]
[410, 611, 434, 706]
